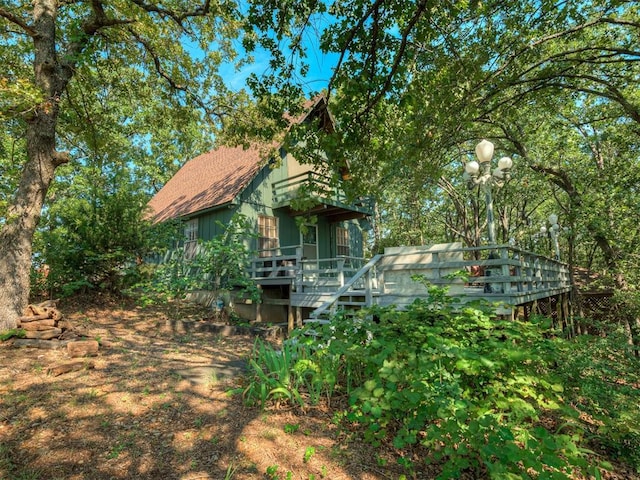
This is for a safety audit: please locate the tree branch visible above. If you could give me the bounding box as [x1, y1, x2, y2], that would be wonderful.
[516, 46, 640, 80]
[52, 151, 71, 167]
[480, 12, 636, 97]
[327, 0, 387, 99]
[355, 0, 430, 123]
[601, 17, 640, 29]
[0, 6, 38, 37]
[127, 0, 211, 32]
[529, 164, 581, 206]
[59, 2, 136, 83]
[545, 79, 640, 125]
[126, 28, 223, 122]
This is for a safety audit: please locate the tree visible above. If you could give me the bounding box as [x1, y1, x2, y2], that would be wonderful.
[245, 0, 638, 252]
[0, 0, 246, 329]
[31, 60, 215, 298]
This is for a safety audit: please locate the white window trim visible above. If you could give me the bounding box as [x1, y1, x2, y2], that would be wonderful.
[258, 215, 279, 256]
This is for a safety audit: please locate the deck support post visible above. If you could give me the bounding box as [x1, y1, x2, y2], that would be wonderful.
[287, 301, 294, 332]
[256, 285, 263, 323]
[561, 293, 572, 338]
[337, 258, 345, 287]
[295, 307, 302, 328]
[555, 294, 563, 332]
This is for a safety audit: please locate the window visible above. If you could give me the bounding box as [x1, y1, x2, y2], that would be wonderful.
[301, 224, 318, 260]
[336, 226, 350, 257]
[258, 215, 279, 256]
[184, 218, 198, 259]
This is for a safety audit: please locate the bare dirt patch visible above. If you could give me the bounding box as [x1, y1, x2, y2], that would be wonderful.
[0, 295, 412, 480]
[2, 295, 638, 480]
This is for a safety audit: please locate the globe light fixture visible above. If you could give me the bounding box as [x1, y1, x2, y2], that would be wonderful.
[464, 139, 514, 244]
[540, 214, 561, 260]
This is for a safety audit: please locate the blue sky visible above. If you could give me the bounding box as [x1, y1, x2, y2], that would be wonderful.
[222, 46, 338, 94]
[215, 12, 340, 96]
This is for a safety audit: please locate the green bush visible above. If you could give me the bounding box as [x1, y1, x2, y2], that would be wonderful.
[242, 337, 339, 409]
[34, 169, 153, 297]
[135, 214, 260, 307]
[244, 285, 609, 479]
[326, 299, 594, 478]
[555, 322, 640, 471]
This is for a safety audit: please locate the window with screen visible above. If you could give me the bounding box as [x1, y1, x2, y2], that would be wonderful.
[336, 226, 350, 256]
[184, 218, 198, 259]
[258, 215, 279, 256]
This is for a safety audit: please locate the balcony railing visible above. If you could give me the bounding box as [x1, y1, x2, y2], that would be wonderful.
[271, 171, 373, 215]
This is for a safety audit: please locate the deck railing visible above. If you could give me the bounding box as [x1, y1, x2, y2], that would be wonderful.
[306, 243, 572, 318]
[271, 171, 374, 213]
[248, 243, 572, 318]
[249, 246, 301, 280]
[272, 171, 347, 207]
[248, 246, 369, 291]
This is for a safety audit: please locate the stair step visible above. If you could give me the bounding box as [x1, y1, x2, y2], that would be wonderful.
[304, 318, 331, 325]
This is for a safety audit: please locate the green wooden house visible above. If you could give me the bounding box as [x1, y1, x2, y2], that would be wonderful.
[147, 96, 373, 324]
[147, 96, 573, 327]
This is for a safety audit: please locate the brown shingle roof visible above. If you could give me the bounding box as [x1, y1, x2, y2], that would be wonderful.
[147, 145, 264, 223]
[147, 94, 329, 223]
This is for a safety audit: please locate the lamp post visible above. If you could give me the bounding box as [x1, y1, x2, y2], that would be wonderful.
[541, 213, 561, 260]
[464, 139, 513, 245]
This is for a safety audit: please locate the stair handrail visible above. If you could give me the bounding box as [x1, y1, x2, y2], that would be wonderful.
[309, 253, 383, 319]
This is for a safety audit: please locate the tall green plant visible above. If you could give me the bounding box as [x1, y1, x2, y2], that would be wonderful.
[322, 299, 596, 479]
[555, 323, 640, 471]
[138, 214, 260, 307]
[243, 335, 340, 409]
[35, 166, 152, 296]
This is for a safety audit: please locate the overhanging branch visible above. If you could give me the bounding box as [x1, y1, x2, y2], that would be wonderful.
[127, 28, 224, 122]
[355, 0, 430, 123]
[127, 0, 211, 31]
[0, 6, 38, 37]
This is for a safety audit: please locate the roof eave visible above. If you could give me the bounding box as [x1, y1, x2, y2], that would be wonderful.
[154, 198, 239, 224]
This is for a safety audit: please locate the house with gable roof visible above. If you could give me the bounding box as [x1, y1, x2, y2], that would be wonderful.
[147, 96, 374, 324]
[148, 95, 574, 327]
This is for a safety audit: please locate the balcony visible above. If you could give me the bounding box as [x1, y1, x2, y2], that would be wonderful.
[272, 172, 373, 222]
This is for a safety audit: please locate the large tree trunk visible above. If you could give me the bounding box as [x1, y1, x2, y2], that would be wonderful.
[0, 129, 61, 330]
[0, 0, 68, 331]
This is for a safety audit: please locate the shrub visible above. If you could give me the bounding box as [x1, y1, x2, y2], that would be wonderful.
[34, 171, 152, 297]
[555, 322, 640, 471]
[244, 285, 605, 478]
[135, 214, 260, 307]
[242, 337, 339, 409]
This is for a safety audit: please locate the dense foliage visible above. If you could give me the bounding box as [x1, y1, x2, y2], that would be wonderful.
[135, 215, 260, 308]
[239, 0, 640, 347]
[243, 288, 640, 478]
[32, 167, 152, 297]
[0, 0, 256, 328]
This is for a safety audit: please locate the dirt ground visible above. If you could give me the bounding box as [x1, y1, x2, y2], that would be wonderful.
[0, 295, 418, 480]
[1, 295, 638, 480]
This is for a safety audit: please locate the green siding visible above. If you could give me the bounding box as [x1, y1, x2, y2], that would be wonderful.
[188, 149, 369, 259]
[276, 213, 300, 248]
[197, 207, 237, 241]
[349, 220, 365, 257]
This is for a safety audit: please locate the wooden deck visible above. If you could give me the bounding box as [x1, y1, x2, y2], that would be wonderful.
[249, 243, 573, 324]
